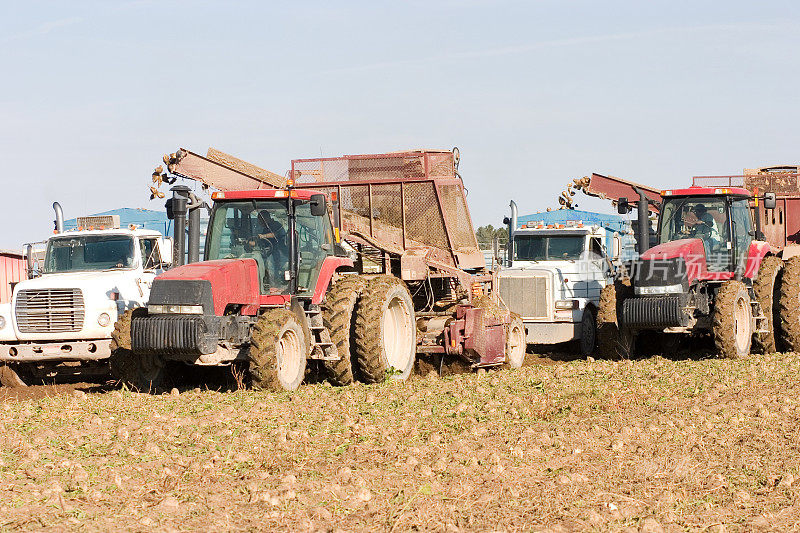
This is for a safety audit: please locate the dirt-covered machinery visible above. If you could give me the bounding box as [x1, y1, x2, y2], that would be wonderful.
[110, 148, 524, 391]
[583, 167, 800, 359]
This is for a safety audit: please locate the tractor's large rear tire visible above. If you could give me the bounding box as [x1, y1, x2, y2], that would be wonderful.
[250, 308, 307, 391]
[752, 255, 783, 354]
[0, 364, 32, 387]
[779, 256, 800, 351]
[110, 308, 168, 392]
[713, 280, 753, 359]
[354, 277, 416, 383]
[504, 313, 526, 368]
[322, 275, 367, 385]
[596, 280, 634, 359]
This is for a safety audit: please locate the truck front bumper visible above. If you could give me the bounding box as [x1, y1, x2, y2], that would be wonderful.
[524, 321, 579, 345]
[0, 340, 111, 363]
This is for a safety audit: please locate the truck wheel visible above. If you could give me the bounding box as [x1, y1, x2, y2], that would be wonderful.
[713, 280, 753, 359]
[752, 255, 783, 353]
[321, 275, 367, 385]
[109, 308, 167, 392]
[779, 256, 800, 351]
[354, 277, 416, 382]
[596, 281, 634, 359]
[0, 364, 32, 387]
[504, 314, 526, 368]
[580, 306, 597, 357]
[250, 308, 307, 391]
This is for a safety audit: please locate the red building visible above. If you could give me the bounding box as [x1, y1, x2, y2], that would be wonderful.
[0, 250, 27, 304]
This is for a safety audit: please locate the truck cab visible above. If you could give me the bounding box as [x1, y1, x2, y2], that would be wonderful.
[499, 214, 635, 355]
[0, 214, 172, 386]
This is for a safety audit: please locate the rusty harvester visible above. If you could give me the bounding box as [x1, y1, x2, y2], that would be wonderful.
[109, 148, 525, 391]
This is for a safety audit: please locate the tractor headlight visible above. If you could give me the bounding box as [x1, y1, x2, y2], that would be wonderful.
[148, 304, 203, 314]
[97, 313, 111, 327]
[0, 316, 5, 329]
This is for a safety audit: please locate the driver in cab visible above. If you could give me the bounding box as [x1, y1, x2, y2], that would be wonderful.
[683, 204, 722, 250]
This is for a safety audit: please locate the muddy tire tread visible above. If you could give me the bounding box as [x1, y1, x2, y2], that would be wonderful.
[321, 275, 367, 385]
[752, 255, 783, 354]
[713, 280, 752, 359]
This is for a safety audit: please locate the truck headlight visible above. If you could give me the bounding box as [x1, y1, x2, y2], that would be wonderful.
[0, 316, 5, 329]
[148, 304, 203, 314]
[97, 313, 111, 327]
[555, 300, 579, 310]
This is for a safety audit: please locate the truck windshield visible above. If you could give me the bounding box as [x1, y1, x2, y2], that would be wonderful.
[43, 235, 136, 273]
[514, 235, 584, 261]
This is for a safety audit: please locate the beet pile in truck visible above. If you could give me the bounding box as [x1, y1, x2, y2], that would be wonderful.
[109, 148, 525, 391]
[585, 165, 800, 359]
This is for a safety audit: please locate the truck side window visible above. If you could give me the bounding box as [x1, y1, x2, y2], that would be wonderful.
[590, 237, 603, 258]
[140, 238, 162, 270]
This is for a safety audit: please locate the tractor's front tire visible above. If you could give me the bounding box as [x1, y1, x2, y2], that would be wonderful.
[713, 280, 753, 359]
[596, 281, 634, 359]
[110, 309, 168, 392]
[504, 313, 526, 368]
[779, 256, 800, 351]
[0, 364, 32, 387]
[322, 275, 367, 385]
[250, 309, 307, 391]
[752, 255, 783, 354]
[354, 277, 416, 383]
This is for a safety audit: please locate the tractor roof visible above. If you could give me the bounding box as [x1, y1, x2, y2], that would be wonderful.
[211, 189, 321, 201]
[661, 185, 751, 198]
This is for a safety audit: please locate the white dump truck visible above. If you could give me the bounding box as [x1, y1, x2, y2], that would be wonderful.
[0, 204, 172, 386]
[498, 203, 635, 355]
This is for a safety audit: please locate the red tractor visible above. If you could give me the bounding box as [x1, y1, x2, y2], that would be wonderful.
[110, 148, 525, 391]
[597, 180, 781, 359]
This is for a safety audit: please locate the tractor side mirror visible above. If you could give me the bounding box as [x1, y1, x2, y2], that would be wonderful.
[502, 216, 510, 225]
[617, 197, 630, 215]
[763, 192, 776, 210]
[310, 194, 327, 217]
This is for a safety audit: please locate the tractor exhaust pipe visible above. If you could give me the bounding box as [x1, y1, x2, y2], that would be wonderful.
[169, 185, 190, 267]
[634, 188, 650, 254]
[503, 200, 518, 267]
[53, 202, 64, 233]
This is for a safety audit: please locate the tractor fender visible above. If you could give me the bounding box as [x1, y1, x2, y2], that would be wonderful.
[310, 256, 355, 304]
[743, 242, 773, 280]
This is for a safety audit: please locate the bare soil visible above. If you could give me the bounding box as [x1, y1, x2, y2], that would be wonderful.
[1, 351, 799, 531]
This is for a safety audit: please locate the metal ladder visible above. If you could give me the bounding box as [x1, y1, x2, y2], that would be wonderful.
[305, 307, 338, 361]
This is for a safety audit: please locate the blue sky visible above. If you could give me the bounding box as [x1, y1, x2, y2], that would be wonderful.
[1, 1, 799, 248]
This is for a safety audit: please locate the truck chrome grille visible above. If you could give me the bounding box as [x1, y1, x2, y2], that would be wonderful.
[15, 289, 85, 333]
[499, 275, 548, 319]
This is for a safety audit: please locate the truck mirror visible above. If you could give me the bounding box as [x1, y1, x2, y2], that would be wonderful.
[310, 194, 327, 217]
[617, 198, 629, 215]
[763, 192, 777, 210]
[160, 237, 174, 266]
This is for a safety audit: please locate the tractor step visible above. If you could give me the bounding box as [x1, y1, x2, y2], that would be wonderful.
[304, 306, 339, 360]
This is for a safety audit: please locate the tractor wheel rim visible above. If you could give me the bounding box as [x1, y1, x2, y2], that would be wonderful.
[277, 328, 303, 384]
[507, 322, 525, 364]
[383, 295, 413, 370]
[734, 295, 750, 351]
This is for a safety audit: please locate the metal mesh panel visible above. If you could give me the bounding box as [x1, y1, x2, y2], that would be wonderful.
[438, 183, 478, 250]
[292, 151, 455, 183]
[404, 182, 448, 249]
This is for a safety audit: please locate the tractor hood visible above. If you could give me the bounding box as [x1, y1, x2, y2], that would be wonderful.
[634, 239, 707, 290]
[151, 259, 260, 316]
